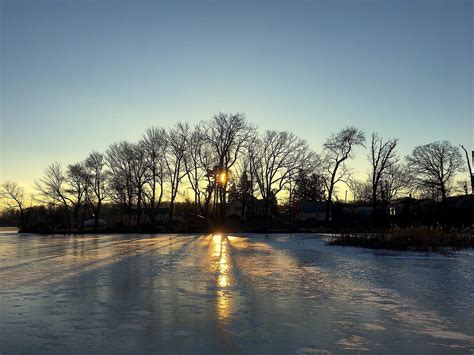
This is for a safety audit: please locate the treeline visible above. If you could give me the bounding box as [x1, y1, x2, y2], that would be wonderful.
[1, 112, 473, 231]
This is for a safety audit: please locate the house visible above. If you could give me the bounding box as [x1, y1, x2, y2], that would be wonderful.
[297, 201, 326, 221]
[389, 197, 418, 216]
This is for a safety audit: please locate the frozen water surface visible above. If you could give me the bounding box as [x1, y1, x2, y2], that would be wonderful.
[0, 233, 473, 354]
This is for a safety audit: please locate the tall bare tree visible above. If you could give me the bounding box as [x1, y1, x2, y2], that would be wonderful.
[183, 124, 218, 219]
[379, 163, 412, 208]
[250, 130, 314, 217]
[142, 127, 167, 223]
[35, 162, 71, 230]
[460, 145, 473, 194]
[348, 178, 371, 203]
[368, 133, 398, 216]
[322, 126, 365, 222]
[66, 162, 89, 228]
[107, 142, 135, 223]
[130, 143, 148, 225]
[205, 112, 254, 223]
[406, 141, 464, 202]
[165, 123, 190, 223]
[85, 152, 108, 228]
[1, 181, 26, 229]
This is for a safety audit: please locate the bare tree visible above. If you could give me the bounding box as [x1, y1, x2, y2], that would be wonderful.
[348, 178, 371, 204]
[130, 143, 148, 225]
[183, 124, 218, 219]
[85, 152, 108, 229]
[0, 181, 26, 229]
[66, 162, 89, 229]
[108, 170, 128, 223]
[379, 163, 412, 207]
[460, 145, 473, 194]
[205, 112, 254, 223]
[250, 130, 314, 217]
[368, 133, 398, 216]
[165, 123, 190, 223]
[35, 162, 71, 230]
[406, 141, 464, 202]
[142, 127, 167, 224]
[322, 126, 365, 222]
[107, 142, 135, 223]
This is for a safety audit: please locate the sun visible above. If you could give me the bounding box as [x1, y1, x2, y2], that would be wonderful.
[219, 171, 227, 185]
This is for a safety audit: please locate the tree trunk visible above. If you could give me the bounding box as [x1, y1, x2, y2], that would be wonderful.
[325, 184, 334, 223]
[325, 163, 339, 223]
[94, 201, 101, 230]
[440, 183, 447, 203]
[136, 188, 142, 226]
[81, 203, 86, 231]
[372, 188, 377, 219]
[19, 207, 24, 230]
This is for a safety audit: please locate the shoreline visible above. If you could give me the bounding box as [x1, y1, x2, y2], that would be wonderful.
[10, 225, 474, 253]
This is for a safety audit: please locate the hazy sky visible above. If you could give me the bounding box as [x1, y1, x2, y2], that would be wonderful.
[1, 0, 472, 189]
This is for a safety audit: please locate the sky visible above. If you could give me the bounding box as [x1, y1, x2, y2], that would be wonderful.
[1, 0, 473, 193]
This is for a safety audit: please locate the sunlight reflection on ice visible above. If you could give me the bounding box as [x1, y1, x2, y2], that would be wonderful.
[212, 234, 232, 328]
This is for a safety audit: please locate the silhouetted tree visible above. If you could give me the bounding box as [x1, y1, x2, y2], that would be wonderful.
[36, 163, 71, 230]
[379, 163, 412, 210]
[460, 145, 473, 194]
[130, 143, 148, 225]
[406, 141, 464, 203]
[205, 112, 254, 224]
[0, 181, 26, 229]
[108, 170, 128, 223]
[85, 152, 108, 229]
[237, 169, 253, 218]
[348, 178, 371, 204]
[107, 141, 135, 223]
[368, 133, 398, 217]
[322, 126, 365, 222]
[66, 162, 89, 228]
[165, 123, 190, 223]
[293, 170, 326, 203]
[250, 130, 314, 218]
[25, 113, 473, 232]
[183, 124, 218, 219]
[142, 127, 167, 223]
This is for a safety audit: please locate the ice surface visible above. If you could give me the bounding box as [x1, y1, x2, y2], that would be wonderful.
[0, 233, 473, 354]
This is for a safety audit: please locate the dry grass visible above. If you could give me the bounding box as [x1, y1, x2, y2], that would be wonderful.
[327, 226, 474, 252]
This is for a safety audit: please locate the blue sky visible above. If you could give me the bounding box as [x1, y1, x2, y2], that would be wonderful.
[1, 0, 472, 188]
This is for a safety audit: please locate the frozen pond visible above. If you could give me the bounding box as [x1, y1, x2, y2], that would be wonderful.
[0, 233, 473, 354]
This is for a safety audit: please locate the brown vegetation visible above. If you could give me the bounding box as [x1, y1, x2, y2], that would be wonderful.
[327, 226, 474, 252]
